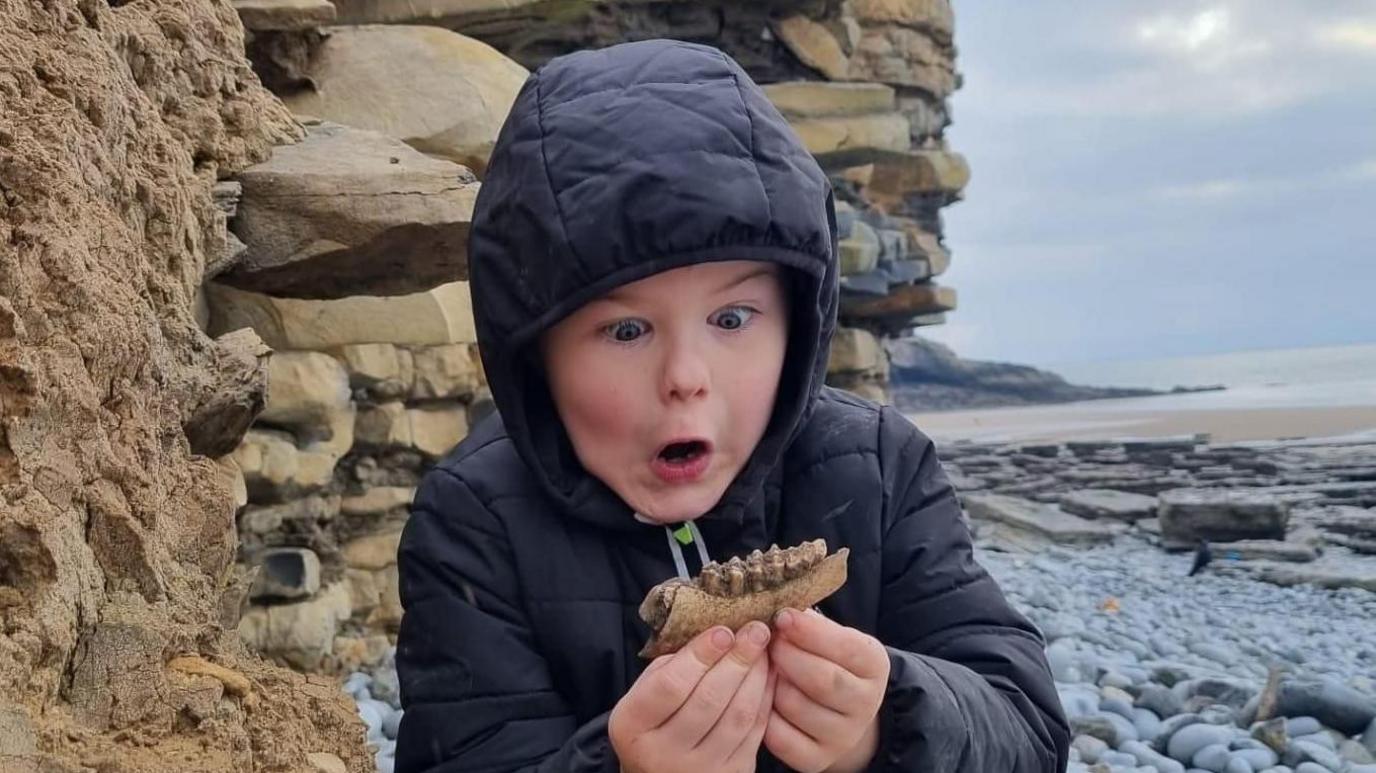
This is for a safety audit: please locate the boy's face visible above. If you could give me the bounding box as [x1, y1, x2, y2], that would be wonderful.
[540, 261, 790, 524]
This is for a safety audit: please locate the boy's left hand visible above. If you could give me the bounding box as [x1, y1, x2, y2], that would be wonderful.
[764, 607, 891, 773]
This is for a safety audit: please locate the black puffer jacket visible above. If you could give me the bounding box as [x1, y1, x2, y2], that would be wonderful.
[395, 39, 1069, 773]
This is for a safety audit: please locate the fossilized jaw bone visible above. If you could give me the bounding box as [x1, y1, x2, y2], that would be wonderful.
[637, 539, 849, 658]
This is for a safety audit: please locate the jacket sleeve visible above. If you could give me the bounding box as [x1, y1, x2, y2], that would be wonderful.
[866, 407, 1071, 772]
[394, 465, 619, 773]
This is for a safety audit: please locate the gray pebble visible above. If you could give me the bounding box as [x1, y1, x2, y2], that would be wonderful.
[1072, 734, 1108, 765]
[1170, 724, 1236, 764]
[1191, 742, 1230, 771]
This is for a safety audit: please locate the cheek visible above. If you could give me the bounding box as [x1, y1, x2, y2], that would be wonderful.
[553, 360, 643, 455]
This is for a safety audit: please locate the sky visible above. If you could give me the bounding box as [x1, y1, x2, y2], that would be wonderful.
[919, 1, 1376, 367]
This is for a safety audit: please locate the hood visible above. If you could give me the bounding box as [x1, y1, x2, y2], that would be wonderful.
[468, 38, 839, 533]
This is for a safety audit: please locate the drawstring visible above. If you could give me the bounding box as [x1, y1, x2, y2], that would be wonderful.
[636, 512, 712, 580]
[663, 521, 711, 579]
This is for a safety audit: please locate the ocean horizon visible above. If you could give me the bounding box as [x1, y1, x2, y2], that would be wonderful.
[1038, 341, 1376, 412]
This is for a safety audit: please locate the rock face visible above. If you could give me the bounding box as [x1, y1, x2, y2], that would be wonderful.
[0, 1, 367, 771]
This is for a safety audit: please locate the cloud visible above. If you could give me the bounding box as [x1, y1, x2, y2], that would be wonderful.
[1315, 20, 1376, 52]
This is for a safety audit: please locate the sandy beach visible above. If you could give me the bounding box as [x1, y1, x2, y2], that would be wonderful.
[908, 396, 1376, 444]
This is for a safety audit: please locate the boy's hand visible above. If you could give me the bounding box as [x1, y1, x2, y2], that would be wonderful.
[764, 608, 890, 773]
[611, 621, 776, 773]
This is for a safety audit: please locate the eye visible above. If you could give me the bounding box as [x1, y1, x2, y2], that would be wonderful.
[711, 306, 756, 331]
[604, 318, 648, 343]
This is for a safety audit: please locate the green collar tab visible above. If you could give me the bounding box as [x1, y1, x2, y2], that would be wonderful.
[672, 523, 694, 546]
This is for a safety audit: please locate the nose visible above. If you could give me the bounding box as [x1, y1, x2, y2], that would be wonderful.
[660, 333, 710, 403]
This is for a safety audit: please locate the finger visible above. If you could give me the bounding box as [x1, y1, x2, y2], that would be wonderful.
[764, 705, 824, 771]
[772, 675, 849, 741]
[770, 635, 862, 713]
[663, 620, 771, 747]
[727, 661, 777, 766]
[622, 626, 735, 731]
[774, 608, 888, 680]
[698, 645, 769, 756]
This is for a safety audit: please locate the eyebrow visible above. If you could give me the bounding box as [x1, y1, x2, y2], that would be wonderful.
[601, 265, 777, 305]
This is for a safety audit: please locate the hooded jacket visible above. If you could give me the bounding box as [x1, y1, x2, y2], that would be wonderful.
[394, 39, 1070, 773]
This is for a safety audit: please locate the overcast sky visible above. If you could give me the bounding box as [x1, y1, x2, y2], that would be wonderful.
[919, 1, 1376, 367]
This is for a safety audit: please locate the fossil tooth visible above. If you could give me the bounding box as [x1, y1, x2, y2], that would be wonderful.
[637, 539, 850, 658]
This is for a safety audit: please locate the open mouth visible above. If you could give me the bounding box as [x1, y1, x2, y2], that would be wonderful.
[657, 439, 710, 464]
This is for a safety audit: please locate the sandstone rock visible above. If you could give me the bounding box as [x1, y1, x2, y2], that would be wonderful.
[232, 429, 339, 501]
[215, 456, 250, 511]
[341, 486, 415, 516]
[345, 568, 382, 615]
[207, 280, 478, 349]
[839, 282, 957, 322]
[859, 150, 971, 197]
[965, 494, 1127, 547]
[1248, 555, 1376, 594]
[792, 113, 911, 158]
[250, 547, 323, 601]
[410, 343, 482, 400]
[764, 81, 895, 118]
[850, 24, 957, 97]
[282, 25, 528, 175]
[1158, 489, 1291, 548]
[332, 0, 545, 26]
[409, 404, 469, 459]
[0, 702, 37, 772]
[367, 564, 404, 629]
[850, 0, 955, 39]
[223, 122, 480, 300]
[342, 530, 404, 571]
[181, 328, 272, 458]
[260, 351, 351, 432]
[306, 751, 349, 773]
[333, 342, 414, 399]
[232, 0, 336, 31]
[238, 495, 341, 537]
[828, 328, 882, 374]
[1060, 489, 1159, 523]
[839, 220, 881, 276]
[328, 634, 392, 675]
[771, 16, 850, 80]
[239, 582, 353, 671]
[355, 402, 413, 448]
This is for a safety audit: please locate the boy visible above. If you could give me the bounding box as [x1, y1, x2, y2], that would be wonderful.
[395, 38, 1069, 773]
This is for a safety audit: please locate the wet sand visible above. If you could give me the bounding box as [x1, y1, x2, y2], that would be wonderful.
[907, 400, 1376, 444]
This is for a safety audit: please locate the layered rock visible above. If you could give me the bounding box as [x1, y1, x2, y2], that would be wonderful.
[0, 1, 369, 770]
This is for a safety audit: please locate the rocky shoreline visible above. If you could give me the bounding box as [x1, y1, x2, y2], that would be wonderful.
[889, 336, 1223, 412]
[347, 433, 1376, 773]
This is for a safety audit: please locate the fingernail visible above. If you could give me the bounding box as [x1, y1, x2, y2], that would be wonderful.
[775, 608, 794, 629]
[711, 627, 734, 651]
[748, 621, 770, 645]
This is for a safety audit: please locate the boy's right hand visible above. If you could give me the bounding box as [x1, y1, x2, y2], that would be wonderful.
[610, 621, 775, 773]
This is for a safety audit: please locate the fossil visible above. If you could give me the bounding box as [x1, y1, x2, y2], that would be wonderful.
[637, 539, 849, 658]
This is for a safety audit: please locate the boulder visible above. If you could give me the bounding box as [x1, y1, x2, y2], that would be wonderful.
[409, 404, 470, 459]
[341, 486, 415, 517]
[231, 429, 339, 502]
[355, 402, 413, 449]
[342, 530, 403, 571]
[839, 281, 957, 322]
[964, 494, 1126, 547]
[333, 342, 415, 399]
[1158, 488, 1290, 547]
[259, 351, 351, 431]
[1059, 489, 1158, 523]
[849, 24, 957, 97]
[771, 15, 850, 80]
[792, 113, 911, 158]
[839, 220, 881, 276]
[238, 582, 352, 671]
[207, 280, 478, 350]
[410, 343, 482, 400]
[223, 121, 480, 299]
[763, 81, 895, 118]
[180, 328, 271, 458]
[281, 25, 528, 175]
[849, 0, 955, 39]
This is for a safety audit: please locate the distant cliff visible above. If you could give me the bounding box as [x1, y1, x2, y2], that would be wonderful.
[888, 337, 1217, 411]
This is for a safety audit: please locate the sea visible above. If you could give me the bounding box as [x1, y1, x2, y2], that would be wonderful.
[1041, 341, 1376, 411]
